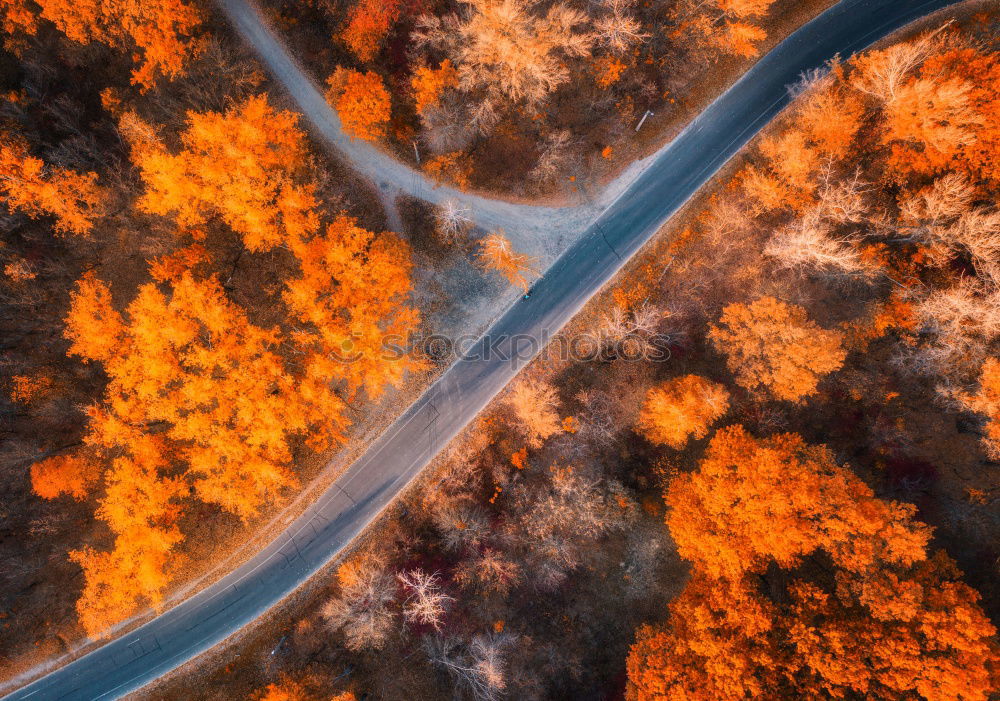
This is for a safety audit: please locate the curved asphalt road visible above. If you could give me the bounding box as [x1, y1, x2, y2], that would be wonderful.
[3, 0, 961, 698]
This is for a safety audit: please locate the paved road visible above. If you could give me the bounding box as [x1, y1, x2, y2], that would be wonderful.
[3, 0, 960, 698]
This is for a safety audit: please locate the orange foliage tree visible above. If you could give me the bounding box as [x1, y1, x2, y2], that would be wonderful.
[958, 357, 1000, 459]
[30, 454, 100, 500]
[24, 56, 423, 640]
[850, 38, 1000, 184]
[69, 440, 186, 636]
[0, 133, 105, 235]
[253, 679, 311, 701]
[738, 82, 863, 215]
[708, 296, 846, 401]
[122, 95, 318, 252]
[411, 59, 459, 114]
[46, 249, 420, 635]
[665, 426, 929, 581]
[63, 271, 124, 362]
[883, 72, 981, 180]
[423, 151, 473, 190]
[476, 231, 538, 292]
[924, 46, 1000, 185]
[675, 0, 777, 58]
[627, 425, 999, 700]
[629, 553, 998, 701]
[121, 94, 422, 400]
[283, 214, 424, 402]
[39, 133, 422, 636]
[636, 375, 729, 449]
[42, 272, 352, 636]
[9, 372, 54, 404]
[148, 242, 209, 284]
[506, 379, 562, 448]
[67, 273, 348, 519]
[0, 0, 35, 39]
[341, 0, 400, 62]
[0, 0, 203, 89]
[797, 80, 865, 158]
[628, 574, 782, 700]
[325, 68, 392, 142]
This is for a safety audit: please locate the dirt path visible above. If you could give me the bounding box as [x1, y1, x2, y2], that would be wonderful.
[213, 0, 693, 265]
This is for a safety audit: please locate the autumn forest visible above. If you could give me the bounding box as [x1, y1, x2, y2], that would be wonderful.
[1, 0, 1000, 700]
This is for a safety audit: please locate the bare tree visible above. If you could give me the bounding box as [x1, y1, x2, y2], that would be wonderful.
[398, 569, 454, 630]
[700, 193, 753, 249]
[594, 0, 648, 54]
[916, 280, 1000, 374]
[468, 97, 502, 135]
[596, 302, 663, 360]
[430, 499, 490, 552]
[953, 209, 1000, 284]
[815, 166, 871, 224]
[898, 173, 1000, 283]
[435, 199, 474, 244]
[454, 548, 522, 596]
[621, 524, 672, 600]
[573, 388, 620, 445]
[415, 0, 595, 106]
[787, 60, 838, 99]
[529, 129, 574, 186]
[321, 556, 397, 651]
[508, 465, 634, 588]
[598, 302, 660, 342]
[426, 633, 514, 701]
[506, 379, 562, 447]
[850, 31, 938, 102]
[420, 99, 478, 152]
[899, 172, 976, 227]
[765, 211, 874, 278]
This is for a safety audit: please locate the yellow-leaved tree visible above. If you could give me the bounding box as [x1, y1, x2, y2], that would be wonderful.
[708, 296, 846, 401]
[627, 425, 999, 700]
[44, 272, 349, 636]
[0, 132, 106, 235]
[325, 68, 392, 142]
[0, 0, 203, 89]
[476, 231, 538, 292]
[283, 214, 425, 402]
[636, 375, 730, 449]
[122, 95, 319, 252]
